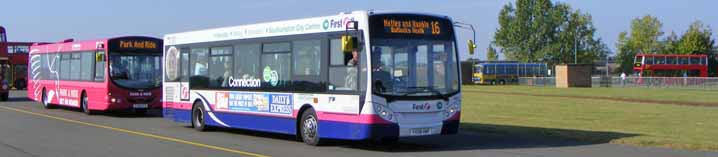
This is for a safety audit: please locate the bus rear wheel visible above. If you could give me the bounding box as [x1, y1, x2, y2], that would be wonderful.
[192, 102, 209, 132]
[81, 92, 95, 115]
[300, 108, 322, 146]
[42, 89, 54, 109]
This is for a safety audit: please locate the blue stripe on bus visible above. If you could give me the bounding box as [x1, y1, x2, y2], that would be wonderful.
[164, 108, 400, 140]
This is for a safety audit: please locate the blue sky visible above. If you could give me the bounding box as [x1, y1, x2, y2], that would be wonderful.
[2, 0, 717, 61]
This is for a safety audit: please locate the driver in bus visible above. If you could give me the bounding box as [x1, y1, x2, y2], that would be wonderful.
[110, 60, 130, 79]
[344, 48, 360, 90]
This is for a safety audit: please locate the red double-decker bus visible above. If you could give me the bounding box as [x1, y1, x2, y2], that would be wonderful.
[0, 26, 11, 100]
[633, 54, 709, 77]
[6, 41, 43, 90]
[28, 36, 163, 114]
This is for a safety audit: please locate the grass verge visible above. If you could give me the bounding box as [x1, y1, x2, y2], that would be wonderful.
[460, 85, 718, 151]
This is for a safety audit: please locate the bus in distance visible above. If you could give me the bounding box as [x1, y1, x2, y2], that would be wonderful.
[162, 11, 462, 145]
[28, 36, 163, 114]
[472, 62, 548, 85]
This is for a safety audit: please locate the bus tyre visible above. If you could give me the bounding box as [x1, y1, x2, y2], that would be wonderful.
[499, 80, 506, 85]
[192, 102, 209, 132]
[300, 108, 322, 146]
[42, 89, 54, 109]
[490, 80, 496, 85]
[81, 92, 95, 115]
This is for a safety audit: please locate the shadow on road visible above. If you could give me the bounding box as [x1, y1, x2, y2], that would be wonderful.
[5, 90, 162, 118]
[338, 123, 638, 152]
[191, 122, 638, 153]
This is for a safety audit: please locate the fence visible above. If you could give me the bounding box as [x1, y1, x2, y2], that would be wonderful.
[519, 77, 718, 90]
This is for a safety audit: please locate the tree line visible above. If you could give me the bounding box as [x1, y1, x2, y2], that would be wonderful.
[615, 16, 715, 74]
[489, 0, 716, 76]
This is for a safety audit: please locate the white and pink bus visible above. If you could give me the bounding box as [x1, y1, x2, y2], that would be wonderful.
[163, 11, 462, 145]
[28, 36, 163, 114]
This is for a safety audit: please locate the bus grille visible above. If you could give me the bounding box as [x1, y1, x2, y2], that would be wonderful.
[127, 97, 155, 103]
[164, 87, 175, 102]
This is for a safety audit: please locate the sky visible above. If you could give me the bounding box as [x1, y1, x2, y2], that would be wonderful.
[2, 0, 717, 61]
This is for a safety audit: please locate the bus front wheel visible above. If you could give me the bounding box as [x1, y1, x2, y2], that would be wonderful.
[300, 108, 322, 146]
[192, 102, 209, 132]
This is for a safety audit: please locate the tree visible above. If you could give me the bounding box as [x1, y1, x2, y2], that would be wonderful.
[486, 44, 499, 61]
[676, 21, 714, 54]
[660, 31, 680, 54]
[615, 15, 664, 73]
[493, 0, 607, 66]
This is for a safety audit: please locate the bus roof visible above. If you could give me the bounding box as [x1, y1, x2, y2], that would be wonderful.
[636, 54, 707, 57]
[477, 63, 546, 66]
[29, 36, 156, 54]
[164, 11, 370, 46]
[164, 10, 454, 46]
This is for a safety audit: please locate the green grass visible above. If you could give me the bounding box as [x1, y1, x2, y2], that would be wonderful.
[460, 85, 718, 151]
[465, 86, 718, 104]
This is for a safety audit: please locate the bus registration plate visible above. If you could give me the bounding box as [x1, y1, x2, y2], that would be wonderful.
[133, 104, 148, 109]
[410, 128, 432, 136]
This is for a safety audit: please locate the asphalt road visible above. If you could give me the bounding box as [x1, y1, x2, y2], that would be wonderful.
[1, 90, 716, 157]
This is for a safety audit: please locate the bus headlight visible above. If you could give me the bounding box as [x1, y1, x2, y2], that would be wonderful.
[373, 102, 396, 123]
[443, 101, 460, 120]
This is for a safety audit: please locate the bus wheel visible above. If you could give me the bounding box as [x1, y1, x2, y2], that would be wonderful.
[81, 92, 95, 115]
[300, 108, 322, 146]
[192, 102, 209, 132]
[42, 89, 54, 109]
[499, 80, 506, 85]
[490, 80, 496, 85]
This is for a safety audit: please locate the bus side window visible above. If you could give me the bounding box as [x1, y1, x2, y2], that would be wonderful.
[292, 40, 322, 92]
[189, 48, 209, 88]
[208, 46, 233, 88]
[180, 49, 189, 82]
[260, 42, 292, 90]
[234, 43, 260, 81]
[80, 52, 94, 81]
[328, 39, 358, 91]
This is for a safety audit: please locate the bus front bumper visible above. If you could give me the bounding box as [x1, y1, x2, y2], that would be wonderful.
[318, 118, 460, 140]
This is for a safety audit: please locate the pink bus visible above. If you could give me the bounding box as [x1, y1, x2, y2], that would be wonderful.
[28, 36, 163, 114]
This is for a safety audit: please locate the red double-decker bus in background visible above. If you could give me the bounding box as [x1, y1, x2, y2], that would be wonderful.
[28, 36, 163, 114]
[0, 26, 11, 100]
[6, 41, 46, 90]
[633, 54, 709, 77]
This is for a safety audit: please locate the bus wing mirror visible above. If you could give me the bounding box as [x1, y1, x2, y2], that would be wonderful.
[467, 40, 476, 55]
[341, 35, 357, 53]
